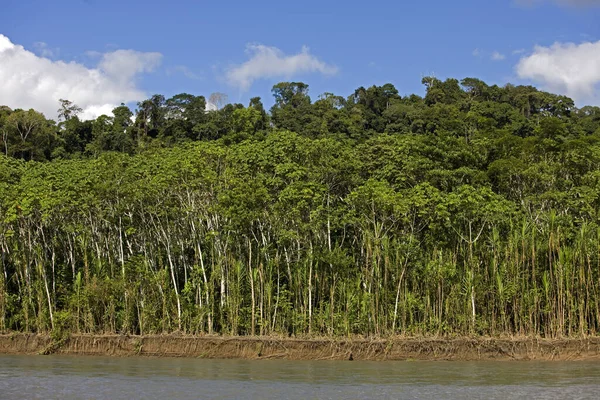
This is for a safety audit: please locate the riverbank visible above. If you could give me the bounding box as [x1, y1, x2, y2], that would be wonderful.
[2, 334, 600, 361]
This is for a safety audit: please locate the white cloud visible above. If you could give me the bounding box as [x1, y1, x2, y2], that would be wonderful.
[32, 42, 58, 59]
[0, 36, 11, 52]
[225, 44, 338, 91]
[79, 104, 118, 121]
[472, 48, 481, 57]
[516, 40, 600, 104]
[491, 51, 506, 61]
[84, 50, 102, 58]
[98, 49, 162, 84]
[0, 34, 162, 120]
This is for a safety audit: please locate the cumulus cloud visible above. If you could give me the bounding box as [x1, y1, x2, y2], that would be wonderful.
[79, 104, 119, 121]
[0, 34, 162, 120]
[516, 40, 600, 104]
[98, 49, 162, 84]
[225, 44, 338, 91]
[491, 51, 506, 61]
[32, 41, 58, 59]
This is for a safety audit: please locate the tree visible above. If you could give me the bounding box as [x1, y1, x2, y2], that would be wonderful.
[165, 93, 206, 124]
[57, 99, 83, 123]
[231, 107, 262, 135]
[3, 76, 600, 338]
[134, 95, 166, 144]
[0, 107, 12, 156]
[5, 109, 51, 160]
[271, 82, 310, 108]
[57, 117, 93, 156]
[270, 82, 313, 133]
[208, 92, 228, 110]
[248, 97, 269, 131]
[422, 77, 464, 106]
[112, 104, 133, 130]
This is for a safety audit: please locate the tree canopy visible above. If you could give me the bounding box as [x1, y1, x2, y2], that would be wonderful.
[1, 77, 599, 338]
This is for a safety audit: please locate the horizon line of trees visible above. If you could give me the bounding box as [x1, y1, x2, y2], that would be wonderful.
[1, 77, 600, 338]
[2, 77, 597, 162]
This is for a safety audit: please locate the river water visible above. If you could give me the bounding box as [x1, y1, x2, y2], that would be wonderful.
[1, 355, 599, 399]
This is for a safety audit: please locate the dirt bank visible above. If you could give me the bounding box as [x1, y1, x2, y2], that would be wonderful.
[1, 334, 599, 361]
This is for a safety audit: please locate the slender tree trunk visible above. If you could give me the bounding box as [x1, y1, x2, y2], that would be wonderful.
[308, 241, 313, 335]
[248, 240, 255, 335]
[166, 246, 182, 331]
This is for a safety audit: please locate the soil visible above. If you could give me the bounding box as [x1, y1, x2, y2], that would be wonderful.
[1, 334, 599, 361]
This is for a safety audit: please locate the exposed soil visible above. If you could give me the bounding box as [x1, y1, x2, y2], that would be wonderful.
[1, 334, 599, 361]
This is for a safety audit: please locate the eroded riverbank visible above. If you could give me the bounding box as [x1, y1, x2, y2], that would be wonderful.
[1, 334, 600, 361]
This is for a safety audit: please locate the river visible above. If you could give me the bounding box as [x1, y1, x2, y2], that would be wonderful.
[1, 355, 599, 399]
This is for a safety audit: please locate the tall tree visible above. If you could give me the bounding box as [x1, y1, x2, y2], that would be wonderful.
[57, 99, 83, 123]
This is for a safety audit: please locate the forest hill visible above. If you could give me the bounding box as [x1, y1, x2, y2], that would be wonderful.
[0, 77, 599, 339]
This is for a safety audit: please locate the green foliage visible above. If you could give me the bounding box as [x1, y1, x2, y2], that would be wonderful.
[1, 78, 600, 338]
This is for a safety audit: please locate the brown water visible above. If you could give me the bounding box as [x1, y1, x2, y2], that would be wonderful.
[0, 355, 599, 399]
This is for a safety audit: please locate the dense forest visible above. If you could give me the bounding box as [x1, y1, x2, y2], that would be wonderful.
[1, 77, 600, 339]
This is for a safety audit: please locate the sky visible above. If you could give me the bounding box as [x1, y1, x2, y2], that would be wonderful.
[1, 0, 600, 120]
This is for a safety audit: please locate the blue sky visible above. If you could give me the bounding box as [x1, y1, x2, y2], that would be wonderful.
[1, 0, 600, 119]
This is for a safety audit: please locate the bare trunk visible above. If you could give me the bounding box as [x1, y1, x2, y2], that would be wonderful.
[248, 241, 255, 335]
[308, 242, 313, 334]
[166, 246, 182, 331]
[392, 264, 407, 332]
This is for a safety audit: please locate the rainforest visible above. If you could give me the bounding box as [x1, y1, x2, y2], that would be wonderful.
[1, 77, 600, 340]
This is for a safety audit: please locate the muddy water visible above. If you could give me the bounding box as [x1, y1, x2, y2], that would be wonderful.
[1, 355, 599, 399]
